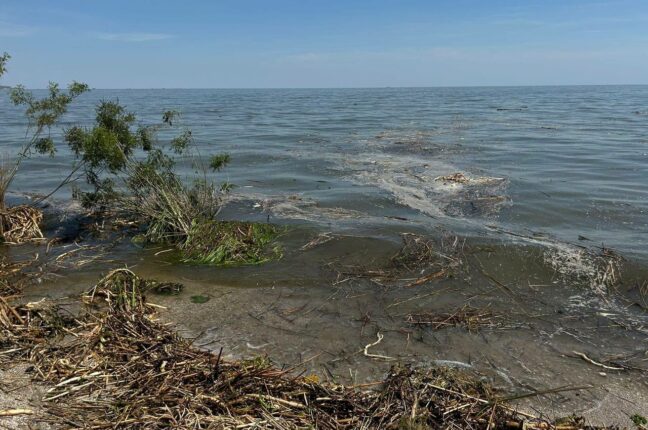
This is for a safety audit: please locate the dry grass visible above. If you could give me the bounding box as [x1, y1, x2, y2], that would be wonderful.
[592, 247, 623, 292]
[0, 204, 44, 244]
[406, 305, 503, 332]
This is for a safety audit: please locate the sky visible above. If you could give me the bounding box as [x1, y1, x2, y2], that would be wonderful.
[1, 0, 648, 88]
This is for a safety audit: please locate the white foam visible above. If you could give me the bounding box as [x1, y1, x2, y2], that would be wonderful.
[226, 192, 370, 224]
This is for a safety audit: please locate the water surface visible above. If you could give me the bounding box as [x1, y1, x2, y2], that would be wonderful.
[3, 86, 648, 424]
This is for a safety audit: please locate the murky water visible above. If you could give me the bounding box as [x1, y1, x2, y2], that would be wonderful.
[2, 86, 648, 423]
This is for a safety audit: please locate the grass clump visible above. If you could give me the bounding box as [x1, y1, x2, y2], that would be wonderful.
[181, 220, 281, 266]
[125, 164, 281, 266]
[63, 100, 281, 266]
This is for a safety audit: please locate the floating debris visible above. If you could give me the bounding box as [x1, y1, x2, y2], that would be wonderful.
[544, 244, 623, 294]
[435, 172, 505, 186]
[406, 305, 503, 332]
[300, 231, 336, 251]
[333, 233, 463, 288]
[436, 172, 471, 184]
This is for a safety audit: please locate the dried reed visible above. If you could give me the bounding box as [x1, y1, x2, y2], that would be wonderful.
[0, 205, 44, 244]
[406, 305, 502, 332]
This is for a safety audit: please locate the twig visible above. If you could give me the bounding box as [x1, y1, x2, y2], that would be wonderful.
[363, 332, 395, 361]
[572, 351, 625, 371]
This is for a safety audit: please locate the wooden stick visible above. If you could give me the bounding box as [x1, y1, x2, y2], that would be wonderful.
[0, 409, 34, 417]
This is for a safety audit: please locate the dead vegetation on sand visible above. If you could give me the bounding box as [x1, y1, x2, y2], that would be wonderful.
[0, 269, 627, 429]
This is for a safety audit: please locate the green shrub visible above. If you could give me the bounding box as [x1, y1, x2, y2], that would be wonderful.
[65, 100, 280, 266]
[0, 53, 89, 211]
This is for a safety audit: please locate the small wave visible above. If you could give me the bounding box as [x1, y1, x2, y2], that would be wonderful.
[270, 199, 367, 222]
[543, 243, 622, 296]
[485, 226, 624, 296]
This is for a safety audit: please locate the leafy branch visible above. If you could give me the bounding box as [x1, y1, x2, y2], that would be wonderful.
[0, 54, 89, 209]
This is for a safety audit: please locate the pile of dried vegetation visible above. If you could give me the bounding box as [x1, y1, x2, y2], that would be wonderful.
[0, 268, 627, 429]
[0, 204, 43, 244]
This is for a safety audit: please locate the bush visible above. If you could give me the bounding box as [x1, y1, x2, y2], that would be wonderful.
[66, 100, 280, 265]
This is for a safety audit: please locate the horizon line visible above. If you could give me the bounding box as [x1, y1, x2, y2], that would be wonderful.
[7, 83, 648, 90]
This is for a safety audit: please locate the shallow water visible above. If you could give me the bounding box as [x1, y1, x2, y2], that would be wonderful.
[2, 86, 648, 258]
[3, 86, 648, 423]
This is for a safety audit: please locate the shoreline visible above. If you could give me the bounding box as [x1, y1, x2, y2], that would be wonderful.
[3, 270, 645, 429]
[2, 212, 648, 428]
[1, 189, 647, 429]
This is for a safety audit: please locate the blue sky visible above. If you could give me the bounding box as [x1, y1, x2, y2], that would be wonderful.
[1, 0, 648, 88]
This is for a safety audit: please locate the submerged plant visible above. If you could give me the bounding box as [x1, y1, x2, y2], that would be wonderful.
[190, 294, 210, 304]
[632, 414, 648, 427]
